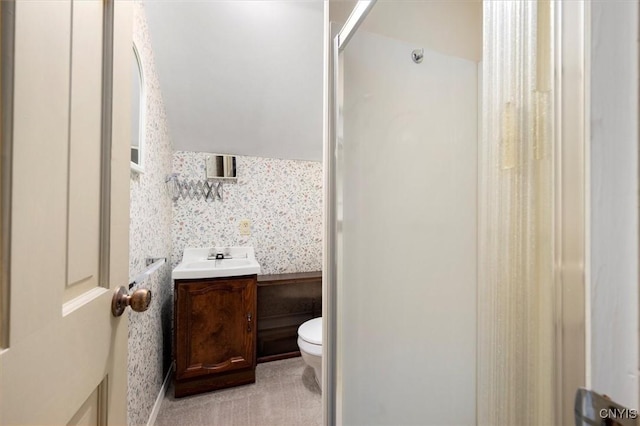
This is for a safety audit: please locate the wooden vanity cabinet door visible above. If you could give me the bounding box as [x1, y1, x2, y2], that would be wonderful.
[175, 276, 256, 381]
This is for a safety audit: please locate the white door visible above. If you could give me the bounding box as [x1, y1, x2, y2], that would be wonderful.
[0, 1, 133, 424]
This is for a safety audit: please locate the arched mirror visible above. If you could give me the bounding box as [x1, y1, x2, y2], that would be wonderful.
[131, 42, 145, 173]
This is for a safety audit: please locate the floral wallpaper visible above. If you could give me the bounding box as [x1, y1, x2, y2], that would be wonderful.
[129, 3, 174, 425]
[172, 152, 323, 275]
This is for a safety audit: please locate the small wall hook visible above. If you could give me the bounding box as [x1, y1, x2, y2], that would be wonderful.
[412, 48, 424, 64]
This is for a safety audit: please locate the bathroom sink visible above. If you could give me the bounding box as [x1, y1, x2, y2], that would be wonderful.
[172, 247, 261, 279]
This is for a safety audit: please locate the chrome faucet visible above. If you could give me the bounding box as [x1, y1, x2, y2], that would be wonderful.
[207, 247, 224, 260]
[207, 247, 242, 260]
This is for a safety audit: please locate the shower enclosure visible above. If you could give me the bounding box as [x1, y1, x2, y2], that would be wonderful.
[325, 1, 587, 424]
[327, 2, 478, 424]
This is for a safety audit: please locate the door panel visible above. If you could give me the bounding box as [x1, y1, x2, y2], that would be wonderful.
[10, 0, 71, 341]
[0, 1, 132, 424]
[67, 383, 107, 426]
[176, 278, 256, 380]
[66, 0, 104, 301]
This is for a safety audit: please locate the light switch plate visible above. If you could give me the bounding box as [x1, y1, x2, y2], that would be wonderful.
[239, 219, 251, 236]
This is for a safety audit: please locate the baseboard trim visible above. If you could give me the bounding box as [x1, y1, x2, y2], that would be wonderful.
[147, 363, 173, 426]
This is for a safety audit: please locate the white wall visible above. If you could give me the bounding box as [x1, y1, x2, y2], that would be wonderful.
[589, 0, 639, 410]
[338, 28, 478, 424]
[144, 1, 324, 161]
[330, 0, 482, 62]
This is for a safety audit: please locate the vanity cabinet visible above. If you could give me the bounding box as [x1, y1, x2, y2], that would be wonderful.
[173, 275, 257, 397]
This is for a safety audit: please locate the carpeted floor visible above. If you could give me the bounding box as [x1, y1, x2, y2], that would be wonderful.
[155, 357, 322, 426]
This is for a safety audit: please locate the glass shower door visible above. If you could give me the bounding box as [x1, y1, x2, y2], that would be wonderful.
[331, 4, 479, 424]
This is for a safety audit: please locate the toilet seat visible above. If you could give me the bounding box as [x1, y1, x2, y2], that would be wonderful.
[298, 317, 322, 345]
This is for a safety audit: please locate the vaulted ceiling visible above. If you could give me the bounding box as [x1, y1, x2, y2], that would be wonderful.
[143, 1, 480, 162]
[145, 1, 324, 161]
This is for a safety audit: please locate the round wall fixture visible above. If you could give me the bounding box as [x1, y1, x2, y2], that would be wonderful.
[412, 48, 424, 64]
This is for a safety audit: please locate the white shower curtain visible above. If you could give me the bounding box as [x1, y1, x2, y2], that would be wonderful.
[477, 1, 555, 424]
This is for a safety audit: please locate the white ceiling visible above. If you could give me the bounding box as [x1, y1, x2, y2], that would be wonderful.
[144, 1, 324, 161]
[330, 0, 482, 62]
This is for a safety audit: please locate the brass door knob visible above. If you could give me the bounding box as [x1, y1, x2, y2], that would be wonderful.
[111, 286, 152, 317]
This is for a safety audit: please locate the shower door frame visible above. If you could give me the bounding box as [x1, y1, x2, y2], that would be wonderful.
[555, 1, 589, 424]
[323, 1, 588, 424]
[323, 2, 377, 424]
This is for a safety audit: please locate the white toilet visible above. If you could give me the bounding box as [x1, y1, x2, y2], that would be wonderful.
[297, 317, 322, 390]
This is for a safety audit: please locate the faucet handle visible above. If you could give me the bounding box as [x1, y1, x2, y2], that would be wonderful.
[207, 247, 221, 259]
[207, 247, 234, 259]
